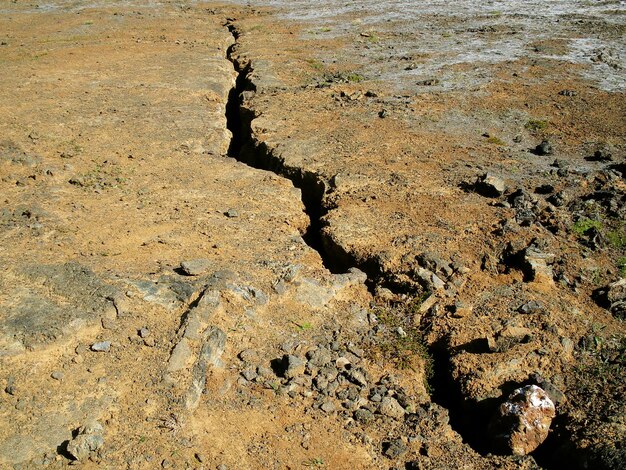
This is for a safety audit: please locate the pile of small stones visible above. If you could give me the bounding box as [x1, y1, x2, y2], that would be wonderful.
[236, 336, 430, 460]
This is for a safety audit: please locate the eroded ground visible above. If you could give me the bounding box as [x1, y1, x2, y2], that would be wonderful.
[0, 1, 625, 469]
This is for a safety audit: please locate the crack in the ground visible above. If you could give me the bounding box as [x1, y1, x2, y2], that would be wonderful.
[224, 20, 342, 274]
[222, 20, 574, 469]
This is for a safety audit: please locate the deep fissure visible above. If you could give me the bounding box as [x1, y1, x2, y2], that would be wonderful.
[222, 21, 572, 468]
[225, 22, 343, 275]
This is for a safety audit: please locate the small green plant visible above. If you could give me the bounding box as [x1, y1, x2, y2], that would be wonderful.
[617, 257, 626, 277]
[305, 58, 325, 71]
[486, 136, 506, 146]
[571, 218, 602, 236]
[346, 72, 364, 83]
[291, 320, 313, 331]
[607, 228, 626, 249]
[303, 457, 325, 467]
[525, 119, 548, 132]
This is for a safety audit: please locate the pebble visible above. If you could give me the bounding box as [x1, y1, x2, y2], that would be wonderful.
[51, 371, 64, 381]
[320, 401, 336, 413]
[139, 327, 150, 338]
[225, 208, 239, 218]
[91, 341, 111, 352]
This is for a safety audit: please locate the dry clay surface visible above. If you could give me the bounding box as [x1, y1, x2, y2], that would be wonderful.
[1, 1, 625, 469]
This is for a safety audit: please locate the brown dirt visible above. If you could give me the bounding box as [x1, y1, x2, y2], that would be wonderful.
[1, 1, 624, 469]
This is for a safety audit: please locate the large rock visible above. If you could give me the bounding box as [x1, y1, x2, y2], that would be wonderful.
[66, 421, 104, 461]
[489, 385, 556, 455]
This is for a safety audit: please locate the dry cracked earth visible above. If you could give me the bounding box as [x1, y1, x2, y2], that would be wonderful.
[0, 1, 625, 469]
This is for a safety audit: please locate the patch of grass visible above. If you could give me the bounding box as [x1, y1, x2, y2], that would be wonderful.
[617, 257, 626, 277]
[571, 217, 602, 236]
[486, 136, 506, 146]
[346, 72, 364, 83]
[369, 294, 433, 390]
[607, 228, 626, 249]
[303, 457, 325, 467]
[525, 119, 549, 132]
[305, 58, 325, 71]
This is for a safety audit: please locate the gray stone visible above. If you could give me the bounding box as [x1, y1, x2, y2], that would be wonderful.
[241, 368, 258, 381]
[167, 338, 193, 372]
[320, 401, 336, 413]
[238, 348, 259, 363]
[66, 421, 104, 461]
[534, 140, 553, 156]
[139, 327, 150, 338]
[51, 371, 64, 381]
[180, 259, 210, 276]
[284, 355, 306, 379]
[379, 397, 406, 420]
[477, 173, 506, 197]
[91, 341, 111, 352]
[383, 438, 407, 459]
[354, 408, 374, 424]
[518, 300, 544, 314]
[185, 327, 227, 410]
[306, 347, 333, 367]
[225, 208, 239, 218]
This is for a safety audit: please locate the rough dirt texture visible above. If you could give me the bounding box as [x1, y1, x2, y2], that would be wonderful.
[1, 1, 625, 469]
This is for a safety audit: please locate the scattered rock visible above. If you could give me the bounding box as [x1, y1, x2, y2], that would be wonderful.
[534, 140, 553, 156]
[476, 173, 506, 197]
[354, 408, 375, 424]
[66, 421, 105, 461]
[283, 354, 306, 379]
[489, 385, 556, 455]
[320, 401, 336, 413]
[225, 208, 239, 218]
[383, 438, 407, 459]
[518, 300, 545, 315]
[379, 396, 406, 420]
[51, 371, 64, 381]
[138, 327, 150, 338]
[180, 259, 210, 276]
[91, 341, 111, 352]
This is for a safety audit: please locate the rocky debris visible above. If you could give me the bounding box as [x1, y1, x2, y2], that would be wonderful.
[476, 173, 506, 197]
[489, 385, 556, 455]
[518, 300, 545, 315]
[91, 341, 111, 352]
[597, 278, 626, 319]
[383, 438, 407, 459]
[66, 421, 104, 461]
[283, 354, 306, 379]
[534, 140, 553, 156]
[379, 396, 406, 420]
[180, 259, 210, 276]
[523, 245, 556, 286]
